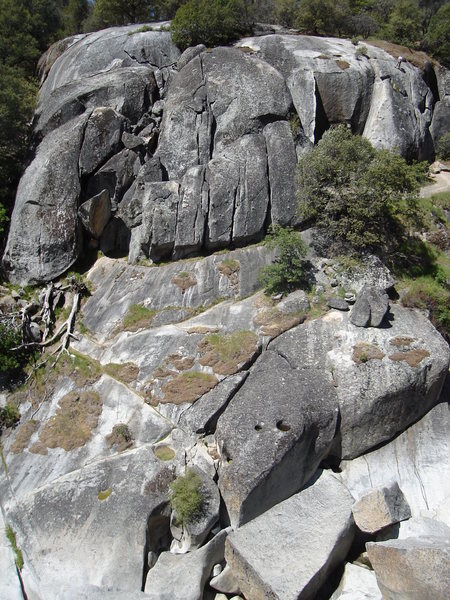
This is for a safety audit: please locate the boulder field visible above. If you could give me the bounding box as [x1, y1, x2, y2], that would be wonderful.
[2, 26, 448, 284]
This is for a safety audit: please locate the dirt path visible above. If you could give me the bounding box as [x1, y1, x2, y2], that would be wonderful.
[420, 166, 450, 198]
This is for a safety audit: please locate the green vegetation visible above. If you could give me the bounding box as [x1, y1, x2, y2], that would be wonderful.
[106, 423, 133, 451]
[170, 469, 203, 526]
[436, 132, 450, 160]
[5, 524, 23, 570]
[198, 330, 257, 374]
[0, 402, 20, 433]
[121, 304, 157, 331]
[426, 3, 450, 67]
[298, 126, 425, 256]
[98, 487, 112, 501]
[171, 0, 247, 50]
[259, 225, 307, 294]
[0, 320, 23, 372]
[154, 445, 176, 461]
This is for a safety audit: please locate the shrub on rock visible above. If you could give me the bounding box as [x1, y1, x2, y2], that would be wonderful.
[297, 126, 424, 257]
[171, 0, 246, 51]
[170, 469, 204, 526]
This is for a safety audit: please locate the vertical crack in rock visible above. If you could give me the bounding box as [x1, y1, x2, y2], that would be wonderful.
[141, 501, 172, 592]
[313, 81, 330, 143]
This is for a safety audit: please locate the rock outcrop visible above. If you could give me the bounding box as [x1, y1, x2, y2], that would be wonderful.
[3, 28, 444, 284]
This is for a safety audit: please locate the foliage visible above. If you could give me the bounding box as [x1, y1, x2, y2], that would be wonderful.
[90, 0, 154, 28]
[436, 131, 450, 159]
[381, 0, 423, 45]
[401, 275, 450, 342]
[0, 320, 24, 372]
[259, 225, 307, 294]
[170, 469, 203, 526]
[5, 524, 24, 570]
[275, 0, 298, 27]
[297, 126, 423, 256]
[61, 0, 90, 36]
[426, 2, 450, 66]
[0, 402, 20, 431]
[171, 0, 247, 51]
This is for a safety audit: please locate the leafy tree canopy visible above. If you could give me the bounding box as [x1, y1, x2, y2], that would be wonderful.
[297, 126, 425, 256]
[171, 0, 247, 50]
[426, 2, 450, 66]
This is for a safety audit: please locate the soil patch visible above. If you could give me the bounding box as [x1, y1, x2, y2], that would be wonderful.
[389, 349, 430, 367]
[353, 343, 385, 365]
[106, 423, 133, 452]
[254, 308, 305, 337]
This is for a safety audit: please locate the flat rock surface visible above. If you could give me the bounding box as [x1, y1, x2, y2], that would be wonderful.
[330, 562, 382, 599]
[225, 470, 355, 600]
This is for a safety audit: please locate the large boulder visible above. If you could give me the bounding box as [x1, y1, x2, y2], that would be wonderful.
[2, 115, 88, 284]
[366, 536, 450, 599]
[352, 482, 411, 534]
[330, 562, 382, 600]
[339, 400, 450, 524]
[216, 350, 338, 527]
[225, 470, 355, 600]
[144, 528, 230, 599]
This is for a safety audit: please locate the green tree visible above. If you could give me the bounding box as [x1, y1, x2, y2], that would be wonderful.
[171, 0, 246, 50]
[426, 2, 450, 66]
[275, 0, 298, 27]
[61, 0, 90, 36]
[91, 0, 155, 28]
[297, 0, 351, 36]
[381, 0, 423, 45]
[259, 225, 307, 294]
[297, 126, 423, 256]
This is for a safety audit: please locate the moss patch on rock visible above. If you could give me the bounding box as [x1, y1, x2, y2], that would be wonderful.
[39, 391, 102, 451]
[154, 445, 176, 461]
[198, 330, 258, 375]
[119, 304, 157, 332]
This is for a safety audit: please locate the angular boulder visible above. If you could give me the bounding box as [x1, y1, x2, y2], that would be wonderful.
[350, 285, 389, 327]
[366, 537, 450, 599]
[352, 482, 411, 533]
[79, 107, 125, 177]
[2, 115, 88, 284]
[225, 470, 355, 600]
[216, 350, 338, 527]
[144, 528, 230, 599]
[78, 190, 112, 239]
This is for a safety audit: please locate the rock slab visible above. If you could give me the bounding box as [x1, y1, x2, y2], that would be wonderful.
[225, 470, 355, 600]
[352, 482, 411, 533]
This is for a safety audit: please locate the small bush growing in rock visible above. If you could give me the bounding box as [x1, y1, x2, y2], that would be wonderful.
[170, 469, 203, 526]
[0, 402, 20, 432]
[259, 225, 307, 294]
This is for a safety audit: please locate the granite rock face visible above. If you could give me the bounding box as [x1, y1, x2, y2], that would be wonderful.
[3, 30, 443, 284]
[352, 482, 411, 533]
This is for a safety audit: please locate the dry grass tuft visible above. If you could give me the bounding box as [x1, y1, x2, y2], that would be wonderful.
[254, 308, 305, 337]
[39, 391, 102, 451]
[10, 420, 39, 454]
[104, 362, 140, 383]
[389, 349, 430, 368]
[336, 59, 350, 70]
[198, 330, 258, 375]
[353, 343, 385, 365]
[106, 423, 133, 452]
[171, 271, 197, 292]
[160, 371, 218, 404]
[390, 336, 414, 348]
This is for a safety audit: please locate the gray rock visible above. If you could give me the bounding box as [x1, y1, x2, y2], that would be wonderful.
[36, 67, 158, 139]
[40, 26, 180, 98]
[225, 470, 355, 600]
[86, 148, 142, 207]
[430, 100, 450, 148]
[121, 131, 146, 150]
[79, 107, 125, 177]
[173, 165, 208, 257]
[330, 562, 382, 600]
[3, 115, 88, 284]
[327, 296, 350, 311]
[144, 528, 230, 599]
[263, 121, 297, 226]
[350, 286, 389, 327]
[366, 536, 450, 599]
[170, 467, 220, 553]
[177, 44, 206, 71]
[339, 401, 450, 523]
[180, 373, 248, 435]
[277, 289, 310, 314]
[78, 189, 111, 239]
[209, 564, 241, 595]
[352, 482, 411, 533]
[272, 305, 449, 460]
[216, 350, 338, 527]
[0, 512, 23, 600]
